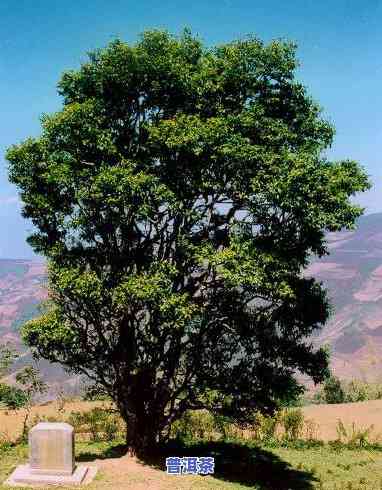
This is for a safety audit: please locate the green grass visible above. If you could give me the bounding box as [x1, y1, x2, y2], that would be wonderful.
[0, 444, 28, 489]
[3, 439, 382, 489]
[273, 445, 382, 489]
[0, 440, 248, 490]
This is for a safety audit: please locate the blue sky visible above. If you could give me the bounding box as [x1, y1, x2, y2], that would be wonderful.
[0, 0, 381, 259]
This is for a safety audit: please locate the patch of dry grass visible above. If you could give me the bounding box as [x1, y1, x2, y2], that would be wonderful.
[0, 400, 111, 442]
[302, 399, 382, 442]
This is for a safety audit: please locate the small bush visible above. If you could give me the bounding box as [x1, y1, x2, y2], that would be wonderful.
[323, 376, 346, 404]
[254, 411, 280, 442]
[280, 408, 305, 441]
[212, 414, 234, 440]
[0, 383, 28, 409]
[304, 418, 320, 441]
[170, 407, 327, 448]
[104, 418, 119, 442]
[170, 410, 218, 442]
[67, 407, 123, 442]
[343, 379, 380, 403]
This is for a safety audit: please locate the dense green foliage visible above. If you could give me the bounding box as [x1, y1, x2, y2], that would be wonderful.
[323, 375, 346, 404]
[6, 29, 370, 454]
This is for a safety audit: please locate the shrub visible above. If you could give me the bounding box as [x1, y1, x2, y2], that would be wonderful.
[211, 414, 233, 441]
[170, 410, 218, 442]
[345, 379, 371, 402]
[323, 376, 345, 404]
[67, 407, 123, 442]
[336, 419, 348, 443]
[254, 411, 280, 442]
[0, 383, 28, 409]
[280, 408, 305, 441]
[103, 418, 119, 442]
[0, 433, 12, 454]
[170, 407, 324, 447]
[311, 377, 382, 405]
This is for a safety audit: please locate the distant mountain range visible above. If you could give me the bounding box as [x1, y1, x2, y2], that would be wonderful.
[2, 212, 382, 390]
[306, 212, 382, 382]
[0, 259, 78, 395]
[0, 259, 45, 347]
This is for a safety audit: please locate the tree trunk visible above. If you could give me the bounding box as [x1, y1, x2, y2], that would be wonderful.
[115, 371, 168, 457]
[123, 410, 162, 457]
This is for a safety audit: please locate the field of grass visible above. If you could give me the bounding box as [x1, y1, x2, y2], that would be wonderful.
[3, 439, 382, 489]
[3, 400, 382, 489]
[0, 440, 252, 490]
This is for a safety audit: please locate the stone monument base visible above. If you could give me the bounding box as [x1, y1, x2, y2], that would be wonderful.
[4, 464, 95, 487]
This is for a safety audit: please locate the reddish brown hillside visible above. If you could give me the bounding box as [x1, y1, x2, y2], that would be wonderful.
[306, 213, 382, 381]
[0, 259, 75, 394]
[0, 259, 46, 346]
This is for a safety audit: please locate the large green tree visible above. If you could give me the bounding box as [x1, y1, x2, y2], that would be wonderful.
[6, 29, 370, 454]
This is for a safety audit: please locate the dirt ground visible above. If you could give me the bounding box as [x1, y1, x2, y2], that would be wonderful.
[85, 455, 218, 489]
[302, 399, 382, 441]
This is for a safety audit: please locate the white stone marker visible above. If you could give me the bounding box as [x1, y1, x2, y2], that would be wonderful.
[29, 423, 75, 475]
[4, 422, 97, 487]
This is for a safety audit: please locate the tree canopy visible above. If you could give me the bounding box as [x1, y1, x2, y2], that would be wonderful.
[6, 29, 371, 454]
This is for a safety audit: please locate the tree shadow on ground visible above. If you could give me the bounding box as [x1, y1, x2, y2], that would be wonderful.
[76, 444, 128, 462]
[78, 439, 318, 489]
